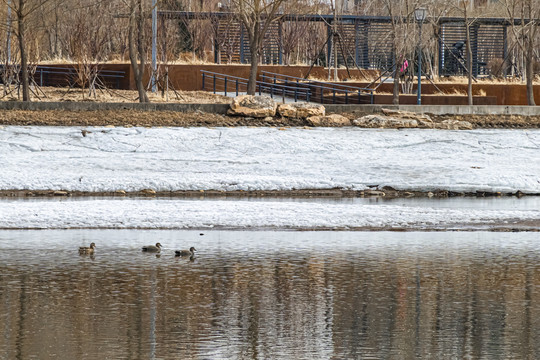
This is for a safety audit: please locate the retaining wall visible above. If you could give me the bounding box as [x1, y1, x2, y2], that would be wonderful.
[2, 101, 540, 116]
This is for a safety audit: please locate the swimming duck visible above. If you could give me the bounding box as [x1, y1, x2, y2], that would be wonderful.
[142, 243, 162, 253]
[175, 247, 196, 257]
[79, 242, 96, 255]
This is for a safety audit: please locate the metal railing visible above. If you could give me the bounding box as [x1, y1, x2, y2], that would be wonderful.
[0, 65, 125, 89]
[201, 70, 311, 102]
[260, 71, 375, 104]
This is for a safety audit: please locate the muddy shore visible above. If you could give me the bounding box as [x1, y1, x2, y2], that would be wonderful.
[1, 109, 540, 128]
[0, 188, 535, 199]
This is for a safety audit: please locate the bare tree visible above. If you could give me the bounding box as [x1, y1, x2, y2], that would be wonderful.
[2, 0, 60, 101]
[503, 0, 539, 105]
[123, 0, 149, 103]
[229, 0, 286, 94]
[381, 0, 416, 105]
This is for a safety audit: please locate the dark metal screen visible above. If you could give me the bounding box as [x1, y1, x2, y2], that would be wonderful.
[439, 22, 505, 77]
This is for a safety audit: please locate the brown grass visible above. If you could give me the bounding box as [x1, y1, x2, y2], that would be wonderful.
[0, 86, 231, 104]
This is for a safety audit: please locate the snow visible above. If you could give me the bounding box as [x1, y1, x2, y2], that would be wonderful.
[0, 126, 539, 194]
[0, 198, 538, 230]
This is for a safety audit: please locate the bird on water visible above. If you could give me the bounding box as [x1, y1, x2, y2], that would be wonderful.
[142, 243, 162, 253]
[79, 243, 96, 255]
[175, 247, 196, 257]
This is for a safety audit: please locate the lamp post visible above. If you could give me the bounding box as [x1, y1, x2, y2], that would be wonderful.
[415, 7, 427, 105]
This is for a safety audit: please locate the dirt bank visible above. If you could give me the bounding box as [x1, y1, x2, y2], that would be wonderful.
[2, 108, 540, 128]
[0, 188, 534, 199]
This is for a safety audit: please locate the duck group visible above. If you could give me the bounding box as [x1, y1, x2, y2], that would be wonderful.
[78, 242, 197, 257]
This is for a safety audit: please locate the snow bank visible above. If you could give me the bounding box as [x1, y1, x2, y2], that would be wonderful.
[0, 126, 539, 193]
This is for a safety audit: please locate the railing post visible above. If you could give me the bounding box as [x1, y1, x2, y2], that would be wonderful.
[236, 79, 239, 96]
[224, 77, 228, 96]
[320, 85, 323, 104]
[40, 68, 43, 87]
[282, 87, 285, 103]
[358, 90, 361, 104]
[213, 75, 216, 94]
[202, 72, 205, 90]
[259, 82, 261, 96]
[345, 90, 348, 104]
[271, 83, 274, 99]
[333, 89, 336, 104]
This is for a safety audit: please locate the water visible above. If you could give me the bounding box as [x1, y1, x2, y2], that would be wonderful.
[1, 230, 538, 359]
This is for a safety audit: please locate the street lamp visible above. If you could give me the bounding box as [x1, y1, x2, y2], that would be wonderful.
[415, 7, 427, 105]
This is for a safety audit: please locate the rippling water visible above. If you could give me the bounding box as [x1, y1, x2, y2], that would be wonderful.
[1, 230, 538, 359]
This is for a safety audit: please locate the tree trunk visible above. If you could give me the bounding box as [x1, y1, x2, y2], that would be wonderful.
[392, 52, 400, 105]
[247, 25, 260, 95]
[17, 0, 30, 102]
[247, 53, 258, 95]
[128, 0, 149, 103]
[526, 35, 536, 105]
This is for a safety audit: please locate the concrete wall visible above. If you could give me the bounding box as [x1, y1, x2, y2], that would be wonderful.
[2, 101, 540, 116]
[325, 104, 540, 116]
[0, 101, 230, 113]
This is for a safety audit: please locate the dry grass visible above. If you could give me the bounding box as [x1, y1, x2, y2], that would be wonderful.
[435, 75, 540, 85]
[0, 86, 231, 104]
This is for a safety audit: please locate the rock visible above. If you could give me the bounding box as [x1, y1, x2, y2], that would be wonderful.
[263, 116, 274, 122]
[115, 190, 126, 195]
[53, 190, 68, 196]
[141, 189, 156, 195]
[353, 115, 418, 128]
[307, 114, 351, 127]
[434, 120, 474, 130]
[228, 95, 277, 118]
[277, 102, 325, 119]
[382, 108, 432, 122]
[363, 190, 386, 197]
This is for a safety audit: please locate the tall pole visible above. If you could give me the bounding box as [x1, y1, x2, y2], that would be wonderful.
[151, 0, 157, 93]
[417, 20, 423, 105]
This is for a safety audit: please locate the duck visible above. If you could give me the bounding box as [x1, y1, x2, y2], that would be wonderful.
[79, 242, 96, 255]
[175, 247, 196, 257]
[142, 243, 162, 253]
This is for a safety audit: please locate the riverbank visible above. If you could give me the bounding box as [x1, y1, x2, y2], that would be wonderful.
[2, 108, 540, 129]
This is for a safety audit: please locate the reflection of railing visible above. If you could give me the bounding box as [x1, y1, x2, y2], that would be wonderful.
[0, 65, 125, 89]
[201, 70, 311, 102]
[201, 70, 375, 104]
[260, 71, 374, 105]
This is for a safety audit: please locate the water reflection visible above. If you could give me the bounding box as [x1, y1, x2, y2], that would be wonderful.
[0, 231, 538, 359]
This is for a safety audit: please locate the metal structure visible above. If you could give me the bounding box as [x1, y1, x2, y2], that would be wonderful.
[438, 18, 506, 77]
[415, 8, 427, 105]
[157, 11, 528, 78]
[201, 69, 374, 104]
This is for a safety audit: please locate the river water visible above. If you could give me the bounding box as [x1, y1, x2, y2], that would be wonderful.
[1, 229, 538, 359]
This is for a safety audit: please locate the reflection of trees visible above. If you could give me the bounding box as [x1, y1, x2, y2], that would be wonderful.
[0, 250, 539, 358]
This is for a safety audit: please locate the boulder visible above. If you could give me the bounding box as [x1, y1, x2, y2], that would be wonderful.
[353, 115, 419, 128]
[307, 114, 351, 127]
[434, 119, 474, 130]
[277, 102, 325, 119]
[228, 95, 277, 118]
[382, 108, 432, 122]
